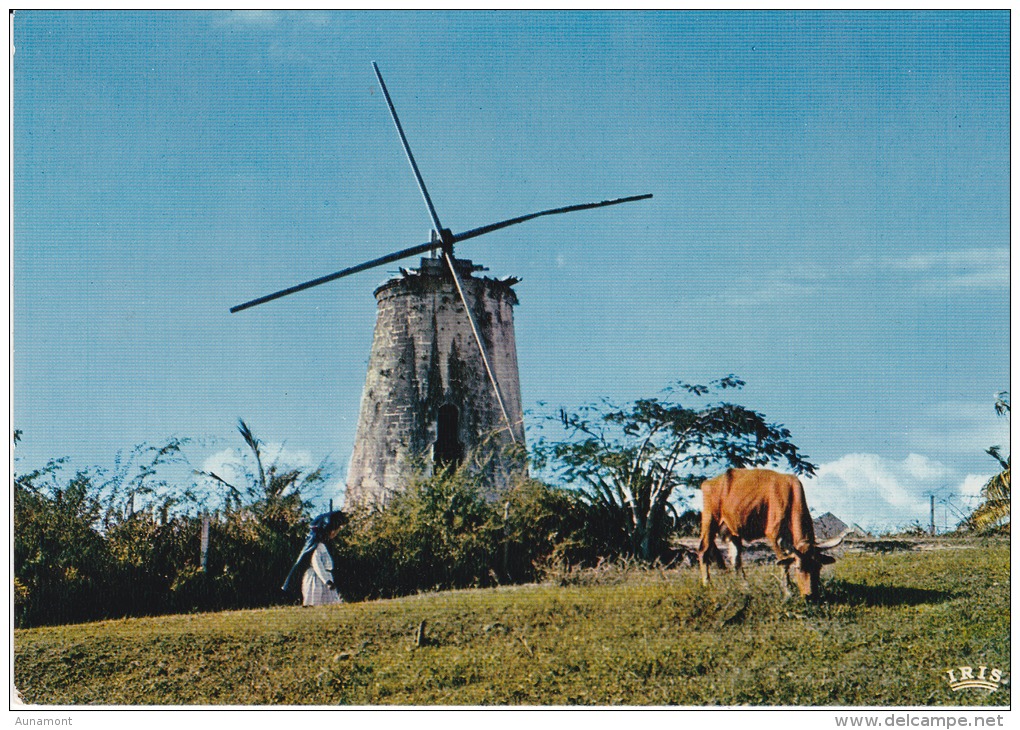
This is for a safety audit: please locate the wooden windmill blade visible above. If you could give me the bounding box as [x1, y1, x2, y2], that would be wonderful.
[228, 190, 652, 314]
[229, 238, 439, 313]
[452, 193, 653, 245]
[372, 61, 449, 248]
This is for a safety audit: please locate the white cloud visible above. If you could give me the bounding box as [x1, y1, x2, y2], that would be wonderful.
[907, 399, 1010, 459]
[900, 452, 951, 481]
[262, 443, 315, 470]
[958, 473, 988, 499]
[705, 262, 831, 306]
[200, 448, 242, 484]
[803, 452, 992, 534]
[858, 247, 1009, 290]
[701, 245, 1006, 308]
[214, 10, 280, 27]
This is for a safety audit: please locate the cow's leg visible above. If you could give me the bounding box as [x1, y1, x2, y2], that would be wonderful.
[765, 513, 795, 597]
[726, 535, 745, 577]
[698, 515, 724, 586]
[775, 563, 793, 598]
[726, 534, 750, 587]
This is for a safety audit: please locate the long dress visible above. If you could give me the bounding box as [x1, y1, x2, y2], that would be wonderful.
[302, 542, 341, 606]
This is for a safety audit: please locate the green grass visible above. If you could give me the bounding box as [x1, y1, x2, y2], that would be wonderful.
[14, 542, 1010, 706]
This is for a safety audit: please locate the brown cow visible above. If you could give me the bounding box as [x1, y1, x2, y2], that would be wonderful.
[698, 468, 845, 598]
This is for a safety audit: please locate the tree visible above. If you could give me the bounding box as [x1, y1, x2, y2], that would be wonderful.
[531, 376, 817, 561]
[968, 392, 1009, 533]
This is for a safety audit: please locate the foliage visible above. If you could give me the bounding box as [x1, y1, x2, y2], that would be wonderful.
[14, 543, 1009, 706]
[673, 508, 702, 538]
[13, 423, 587, 626]
[967, 392, 1010, 533]
[532, 376, 817, 561]
[96, 438, 200, 530]
[334, 461, 584, 600]
[500, 477, 592, 580]
[14, 437, 217, 626]
[969, 467, 1010, 534]
[13, 422, 328, 627]
[190, 419, 326, 608]
[335, 465, 499, 599]
[196, 418, 327, 512]
[14, 460, 113, 627]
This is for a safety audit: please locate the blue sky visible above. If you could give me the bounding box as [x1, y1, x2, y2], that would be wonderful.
[12, 11, 1010, 531]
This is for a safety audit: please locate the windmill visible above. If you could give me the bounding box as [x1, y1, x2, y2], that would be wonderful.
[231, 62, 652, 506]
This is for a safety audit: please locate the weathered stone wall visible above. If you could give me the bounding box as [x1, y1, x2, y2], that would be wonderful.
[345, 258, 526, 506]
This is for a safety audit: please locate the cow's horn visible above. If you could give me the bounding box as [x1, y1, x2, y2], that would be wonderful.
[816, 528, 855, 551]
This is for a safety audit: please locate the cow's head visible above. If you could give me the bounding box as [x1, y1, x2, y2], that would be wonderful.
[777, 550, 836, 598]
[776, 531, 847, 599]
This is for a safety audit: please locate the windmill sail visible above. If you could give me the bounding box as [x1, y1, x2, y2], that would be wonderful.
[230, 193, 651, 313]
[231, 63, 651, 314]
[372, 61, 446, 239]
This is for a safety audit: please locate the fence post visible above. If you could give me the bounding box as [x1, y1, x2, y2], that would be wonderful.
[200, 514, 211, 571]
[502, 500, 511, 580]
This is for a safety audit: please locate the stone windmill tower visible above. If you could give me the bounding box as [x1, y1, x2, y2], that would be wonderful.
[343, 256, 525, 504]
[231, 63, 652, 506]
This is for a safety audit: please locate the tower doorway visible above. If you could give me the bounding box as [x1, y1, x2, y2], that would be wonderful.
[435, 403, 464, 471]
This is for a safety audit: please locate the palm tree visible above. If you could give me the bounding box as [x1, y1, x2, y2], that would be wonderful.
[968, 393, 1009, 533]
[197, 419, 328, 511]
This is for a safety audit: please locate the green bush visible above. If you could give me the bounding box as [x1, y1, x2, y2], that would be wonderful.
[105, 512, 204, 617]
[198, 496, 310, 610]
[500, 477, 591, 582]
[17, 422, 693, 626]
[14, 463, 116, 627]
[13, 426, 322, 627]
[334, 466, 499, 599]
[333, 467, 589, 600]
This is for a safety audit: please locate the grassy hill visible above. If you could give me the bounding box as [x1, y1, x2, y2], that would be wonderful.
[14, 540, 1009, 706]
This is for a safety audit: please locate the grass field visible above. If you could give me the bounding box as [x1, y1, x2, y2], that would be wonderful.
[13, 539, 1009, 706]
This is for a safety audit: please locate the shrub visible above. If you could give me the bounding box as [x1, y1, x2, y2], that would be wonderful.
[200, 496, 310, 610]
[14, 463, 116, 627]
[105, 512, 204, 617]
[13, 424, 324, 626]
[334, 466, 500, 599]
[332, 465, 589, 600]
[500, 477, 591, 581]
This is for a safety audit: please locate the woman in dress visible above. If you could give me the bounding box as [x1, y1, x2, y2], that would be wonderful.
[282, 510, 348, 606]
